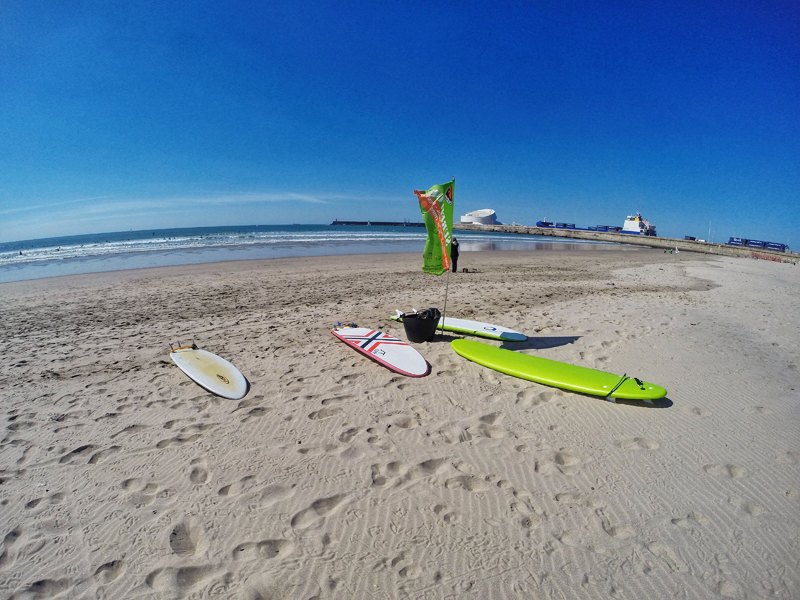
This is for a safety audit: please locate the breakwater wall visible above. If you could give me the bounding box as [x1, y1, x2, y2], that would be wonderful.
[331, 220, 424, 227]
[453, 223, 797, 263]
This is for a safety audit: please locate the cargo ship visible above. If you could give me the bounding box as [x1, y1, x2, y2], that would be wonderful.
[536, 213, 657, 236]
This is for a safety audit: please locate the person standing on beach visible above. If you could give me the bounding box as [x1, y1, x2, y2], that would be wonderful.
[450, 238, 460, 272]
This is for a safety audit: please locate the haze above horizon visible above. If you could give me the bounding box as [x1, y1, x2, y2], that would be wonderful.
[1, 1, 797, 245]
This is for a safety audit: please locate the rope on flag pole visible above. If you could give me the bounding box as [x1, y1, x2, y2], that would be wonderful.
[440, 267, 451, 337]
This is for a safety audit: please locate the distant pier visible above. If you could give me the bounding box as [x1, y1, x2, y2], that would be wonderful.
[331, 220, 425, 227]
[453, 223, 796, 262]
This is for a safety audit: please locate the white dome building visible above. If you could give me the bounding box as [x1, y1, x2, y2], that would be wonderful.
[460, 209, 499, 225]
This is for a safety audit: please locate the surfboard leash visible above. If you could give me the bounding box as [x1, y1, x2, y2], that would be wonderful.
[169, 340, 198, 353]
[605, 374, 629, 399]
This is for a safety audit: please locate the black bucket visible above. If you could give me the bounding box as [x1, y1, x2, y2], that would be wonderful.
[401, 308, 441, 343]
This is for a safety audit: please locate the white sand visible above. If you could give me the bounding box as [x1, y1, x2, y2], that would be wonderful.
[1, 250, 798, 599]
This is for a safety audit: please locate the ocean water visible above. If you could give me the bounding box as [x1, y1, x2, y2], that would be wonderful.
[0, 224, 622, 283]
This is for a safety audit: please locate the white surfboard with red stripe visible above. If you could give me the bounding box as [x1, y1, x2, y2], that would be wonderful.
[331, 326, 430, 377]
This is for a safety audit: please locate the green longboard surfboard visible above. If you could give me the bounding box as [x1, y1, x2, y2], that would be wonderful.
[451, 339, 667, 402]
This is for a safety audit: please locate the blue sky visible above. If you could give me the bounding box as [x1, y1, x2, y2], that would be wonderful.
[1, 0, 797, 244]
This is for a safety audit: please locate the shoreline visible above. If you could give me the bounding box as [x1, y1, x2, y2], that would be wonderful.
[0, 241, 647, 286]
[1, 249, 798, 598]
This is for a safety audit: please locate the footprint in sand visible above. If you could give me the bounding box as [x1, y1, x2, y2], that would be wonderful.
[122, 478, 174, 510]
[298, 444, 339, 456]
[321, 394, 356, 406]
[3, 527, 23, 548]
[399, 564, 423, 579]
[232, 539, 294, 561]
[776, 451, 800, 465]
[474, 422, 506, 439]
[254, 484, 296, 508]
[218, 475, 296, 508]
[155, 433, 201, 449]
[338, 427, 360, 443]
[431, 423, 472, 445]
[88, 446, 121, 465]
[691, 407, 712, 417]
[308, 407, 344, 420]
[646, 541, 688, 573]
[241, 406, 272, 422]
[7, 420, 37, 433]
[371, 458, 449, 488]
[595, 508, 636, 540]
[389, 415, 420, 430]
[232, 397, 263, 413]
[291, 495, 349, 530]
[6, 579, 72, 598]
[728, 496, 764, 517]
[363, 427, 394, 451]
[94, 559, 126, 585]
[25, 492, 66, 511]
[615, 436, 660, 450]
[189, 458, 209, 484]
[433, 504, 462, 524]
[110, 424, 148, 439]
[534, 450, 583, 476]
[554, 492, 603, 509]
[509, 488, 542, 515]
[169, 518, 208, 556]
[703, 463, 746, 479]
[218, 476, 257, 497]
[0, 527, 23, 569]
[58, 444, 99, 464]
[473, 412, 507, 439]
[145, 565, 218, 592]
[371, 461, 409, 488]
[444, 475, 490, 493]
[516, 389, 555, 408]
[153, 423, 214, 449]
[670, 512, 709, 527]
[375, 551, 424, 579]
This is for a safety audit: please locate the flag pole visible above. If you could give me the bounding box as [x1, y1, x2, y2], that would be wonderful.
[440, 176, 455, 337]
[441, 268, 450, 337]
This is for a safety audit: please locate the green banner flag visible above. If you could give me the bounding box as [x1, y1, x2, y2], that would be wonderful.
[414, 180, 455, 276]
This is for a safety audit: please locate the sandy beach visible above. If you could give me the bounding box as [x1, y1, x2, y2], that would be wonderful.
[1, 249, 798, 600]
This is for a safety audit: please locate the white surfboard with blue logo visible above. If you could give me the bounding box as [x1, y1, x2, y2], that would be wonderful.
[391, 312, 526, 342]
[332, 326, 430, 377]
